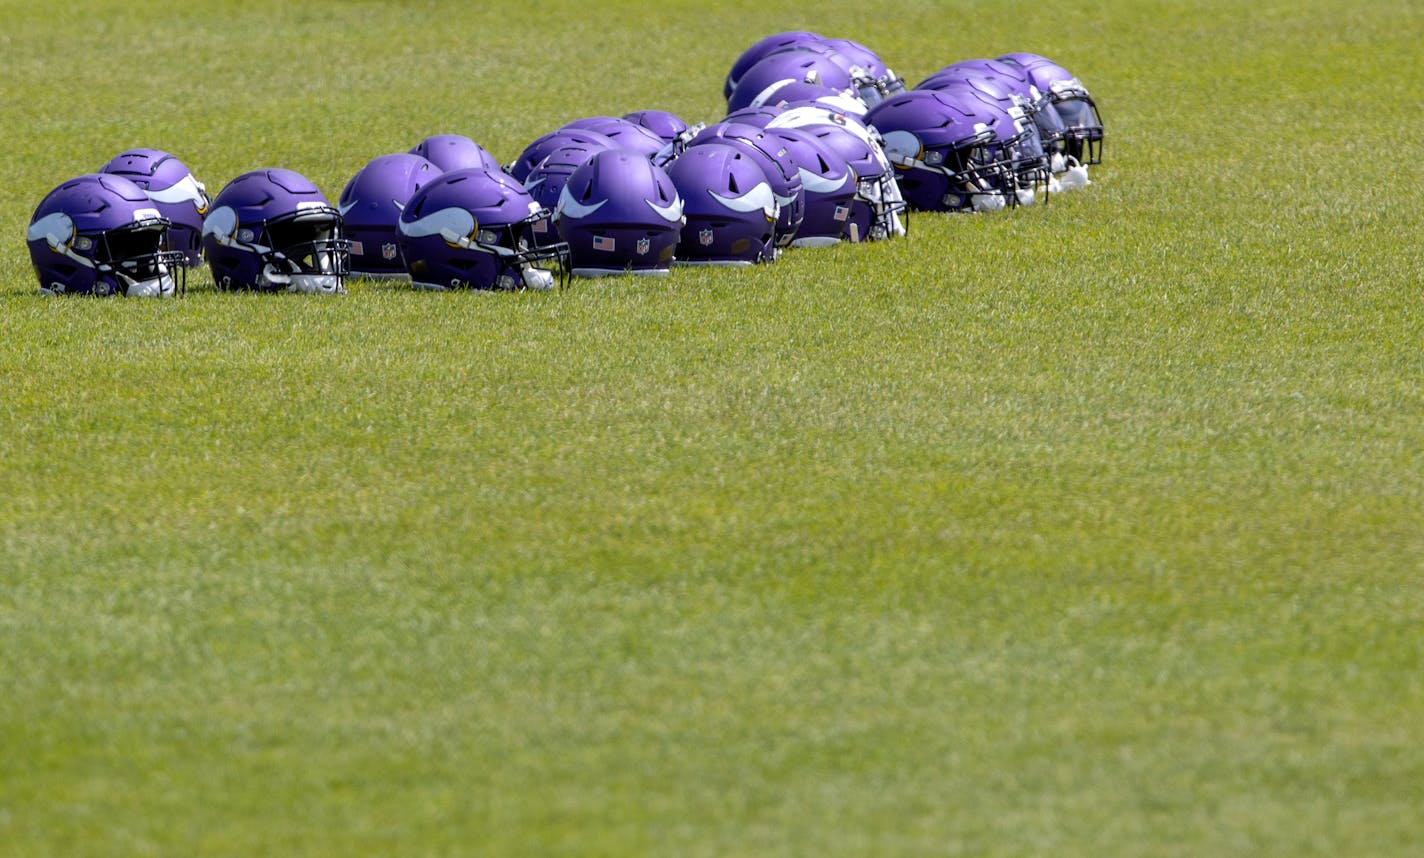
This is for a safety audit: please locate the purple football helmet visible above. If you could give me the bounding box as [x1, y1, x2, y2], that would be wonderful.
[27, 173, 185, 297]
[559, 116, 667, 159]
[202, 168, 349, 294]
[915, 74, 1051, 203]
[506, 128, 617, 183]
[623, 110, 707, 167]
[522, 142, 606, 241]
[727, 47, 862, 113]
[666, 143, 777, 266]
[338, 153, 440, 280]
[996, 53, 1104, 170]
[398, 167, 568, 291]
[866, 89, 1022, 213]
[98, 148, 209, 267]
[688, 122, 805, 248]
[724, 30, 824, 100]
[766, 107, 907, 241]
[554, 149, 683, 278]
[409, 134, 502, 174]
[819, 37, 906, 106]
[622, 110, 690, 144]
[920, 59, 1070, 181]
[758, 127, 857, 248]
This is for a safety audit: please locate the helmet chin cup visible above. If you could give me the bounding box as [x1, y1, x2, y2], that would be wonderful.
[971, 193, 1008, 213]
[288, 273, 345, 294]
[1057, 161, 1091, 190]
[522, 267, 556, 291]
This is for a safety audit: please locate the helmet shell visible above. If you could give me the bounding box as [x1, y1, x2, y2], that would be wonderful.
[666, 142, 776, 265]
[507, 128, 617, 183]
[867, 89, 1018, 212]
[410, 134, 502, 173]
[995, 53, 1103, 164]
[338, 153, 441, 279]
[688, 122, 805, 246]
[27, 173, 182, 296]
[724, 30, 824, 100]
[99, 148, 209, 267]
[554, 149, 683, 277]
[759, 126, 856, 247]
[202, 168, 348, 293]
[727, 47, 861, 113]
[398, 167, 565, 291]
[560, 116, 667, 159]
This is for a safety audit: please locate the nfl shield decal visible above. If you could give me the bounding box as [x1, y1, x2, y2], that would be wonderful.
[636, 237, 651, 255]
[699, 228, 714, 246]
[381, 242, 398, 261]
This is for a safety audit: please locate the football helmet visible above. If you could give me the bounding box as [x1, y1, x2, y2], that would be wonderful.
[915, 74, 1051, 204]
[559, 116, 667, 159]
[202, 168, 349, 294]
[688, 122, 805, 248]
[622, 109, 690, 145]
[666, 143, 777, 266]
[409, 134, 502, 174]
[507, 128, 617, 183]
[727, 47, 863, 113]
[522, 142, 607, 241]
[98, 148, 209, 267]
[866, 89, 1024, 213]
[758, 126, 857, 248]
[623, 110, 707, 167]
[765, 107, 907, 240]
[919, 59, 1069, 194]
[819, 37, 906, 106]
[398, 167, 568, 291]
[724, 30, 824, 100]
[554, 149, 683, 278]
[338, 153, 440, 280]
[27, 173, 185, 297]
[996, 52, 1104, 173]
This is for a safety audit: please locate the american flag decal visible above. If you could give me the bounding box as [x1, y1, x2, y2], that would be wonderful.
[833, 205, 850, 222]
[592, 235, 615, 251]
[350, 240, 365, 255]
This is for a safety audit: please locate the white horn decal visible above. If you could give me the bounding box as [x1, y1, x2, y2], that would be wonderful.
[27, 212, 76, 249]
[710, 181, 775, 217]
[147, 174, 207, 209]
[555, 185, 608, 220]
[798, 167, 852, 194]
[645, 196, 684, 223]
[398, 207, 476, 246]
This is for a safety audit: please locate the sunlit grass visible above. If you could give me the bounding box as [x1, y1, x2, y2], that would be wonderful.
[2, 1, 1423, 856]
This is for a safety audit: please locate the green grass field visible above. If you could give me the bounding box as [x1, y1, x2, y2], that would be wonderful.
[3, 0, 1423, 854]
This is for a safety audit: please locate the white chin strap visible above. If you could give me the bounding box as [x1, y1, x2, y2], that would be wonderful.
[119, 269, 178, 298]
[522, 268, 555, 291]
[971, 193, 1008, 213]
[1049, 153, 1090, 191]
[1057, 162, 1091, 190]
[1016, 188, 1037, 207]
[287, 273, 345, 295]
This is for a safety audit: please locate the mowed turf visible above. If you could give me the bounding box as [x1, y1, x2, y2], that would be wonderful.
[2, 0, 1423, 855]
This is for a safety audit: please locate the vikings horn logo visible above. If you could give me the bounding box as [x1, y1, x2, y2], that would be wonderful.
[399, 207, 478, 248]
